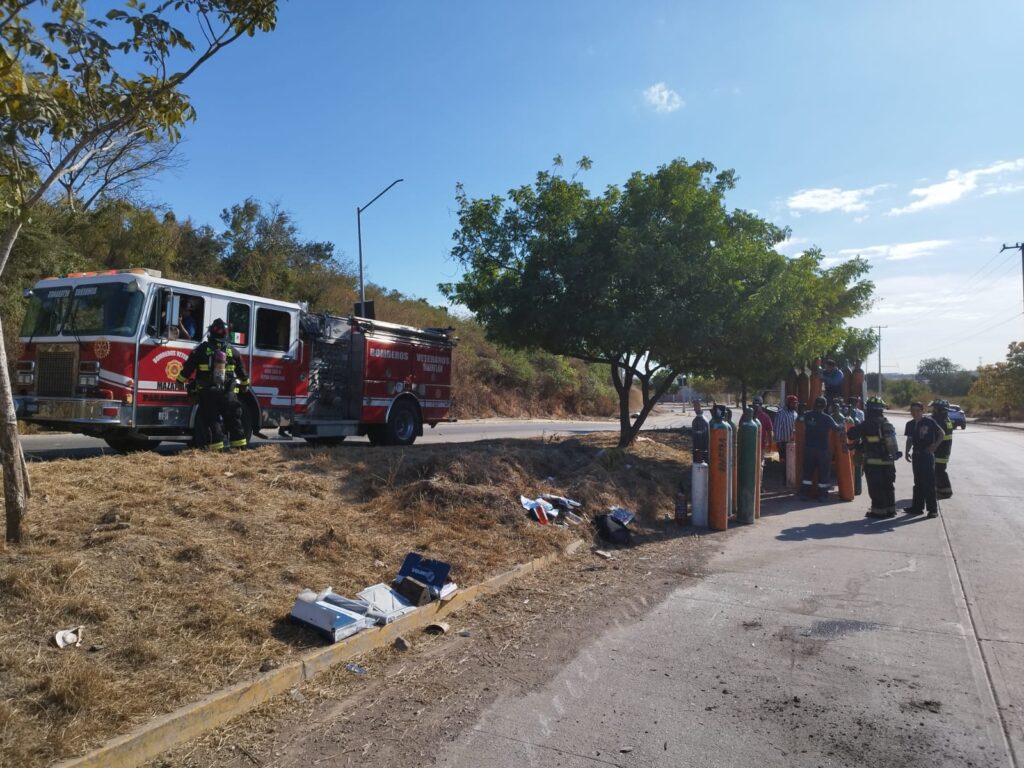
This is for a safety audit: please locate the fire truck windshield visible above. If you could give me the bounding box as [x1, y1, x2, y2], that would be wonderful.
[21, 282, 145, 338]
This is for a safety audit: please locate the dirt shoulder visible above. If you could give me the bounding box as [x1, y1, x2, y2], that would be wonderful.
[149, 525, 718, 768]
[0, 432, 698, 767]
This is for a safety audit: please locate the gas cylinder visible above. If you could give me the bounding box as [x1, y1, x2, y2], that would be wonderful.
[797, 369, 810, 409]
[851, 365, 865, 402]
[808, 363, 823, 404]
[737, 413, 760, 525]
[795, 415, 806, 492]
[786, 440, 798, 489]
[691, 461, 709, 527]
[708, 413, 733, 531]
[831, 422, 855, 502]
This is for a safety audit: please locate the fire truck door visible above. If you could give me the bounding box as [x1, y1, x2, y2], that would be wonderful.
[250, 305, 300, 419]
[136, 288, 198, 413]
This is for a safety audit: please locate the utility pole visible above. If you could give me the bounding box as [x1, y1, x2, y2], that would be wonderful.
[999, 242, 1024, 312]
[876, 325, 887, 398]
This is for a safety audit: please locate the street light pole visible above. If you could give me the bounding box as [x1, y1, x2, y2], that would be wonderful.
[357, 178, 404, 314]
[999, 242, 1024, 314]
[876, 325, 888, 398]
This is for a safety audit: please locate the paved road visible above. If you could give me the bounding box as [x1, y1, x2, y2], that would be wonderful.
[435, 422, 1023, 767]
[19, 410, 691, 461]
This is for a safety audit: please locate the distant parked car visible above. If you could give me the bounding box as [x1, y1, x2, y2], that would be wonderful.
[947, 404, 967, 429]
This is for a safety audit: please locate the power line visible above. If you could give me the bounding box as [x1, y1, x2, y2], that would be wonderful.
[889, 311, 1024, 359]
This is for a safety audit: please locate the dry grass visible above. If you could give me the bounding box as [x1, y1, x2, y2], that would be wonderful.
[0, 431, 691, 767]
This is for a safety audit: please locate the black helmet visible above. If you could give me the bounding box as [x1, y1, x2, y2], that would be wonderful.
[208, 318, 229, 341]
[866, 396, 886, 415]
[929, 399, 949, 413]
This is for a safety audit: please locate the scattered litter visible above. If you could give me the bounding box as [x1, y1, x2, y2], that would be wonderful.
[289, 588, 376, 643]
[620, 746, 634, 753]
[53, 626, 84, 649]
[259, 659, 280, 673]
[373, 559, 386, 568]
[289, 689, 306, 703]
[542, 494, 582, 510]
[458, 629, 472, 637]
[345, 662, 368, 675]
[593, 512, 632, 546]
[593, 549, 614, 559]
[393, 636, 412, 652]
[608, 506, 635, 526]
[424, 621, 450, 635]
[223, 471, 235, 478]
[520, 495, 557, 524]
[394, 552, 457, 600]
[88, 644, 105, 653]
[358, 583, 417, 623]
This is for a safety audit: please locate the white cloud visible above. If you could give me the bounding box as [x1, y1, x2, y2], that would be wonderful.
[643, 82, 683, 113]
[983, 182, 1024, 196]
[777, 236, 809, 255]
[888, 158, 1024, 215]
[837, 239, 952, 262]
[786, 185, 885, 214]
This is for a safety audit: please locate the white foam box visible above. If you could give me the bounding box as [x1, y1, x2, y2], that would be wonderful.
[290, 592, 375, 643]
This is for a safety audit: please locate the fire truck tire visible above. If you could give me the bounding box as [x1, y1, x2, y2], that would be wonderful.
[384, 399, 420, 446]
[104, 435, 160, 453]
[366, 426, 386, 446]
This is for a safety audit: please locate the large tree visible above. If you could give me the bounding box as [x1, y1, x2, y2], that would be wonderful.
[0, 0, 278, 544]
[443, 157, 871, 446]
[916, 356, 975, 396]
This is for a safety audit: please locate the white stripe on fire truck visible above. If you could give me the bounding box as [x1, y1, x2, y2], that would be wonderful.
[100, 369, 133, 385]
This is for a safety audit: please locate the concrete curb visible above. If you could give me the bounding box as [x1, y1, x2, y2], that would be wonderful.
[54, 539, 584, 768]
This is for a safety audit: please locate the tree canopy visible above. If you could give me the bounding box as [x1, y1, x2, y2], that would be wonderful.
[916, 356, 975, 396]
[443, 157, 874, 445]
[1, 0, 279, 544]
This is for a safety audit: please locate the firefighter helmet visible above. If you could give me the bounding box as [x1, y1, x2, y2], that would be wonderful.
[813, 396, 827, 409]
[866, 396, 886, 415]
[929, 399, 949, 413]
[208, 318, 229, 340]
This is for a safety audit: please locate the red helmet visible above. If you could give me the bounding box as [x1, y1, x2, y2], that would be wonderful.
[208, 318, 229, 340]
[786, 395, 799, 405]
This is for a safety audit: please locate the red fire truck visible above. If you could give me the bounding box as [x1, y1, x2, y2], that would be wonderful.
[14, 269, 456, 450]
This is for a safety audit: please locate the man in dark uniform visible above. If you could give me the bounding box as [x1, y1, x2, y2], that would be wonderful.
[690, 401, 710, 463]
[800, 396, 841, 501]
[848, 397, 900, 518]
[177, 318, 251, 451]
[929, 399, 954, 498]
[904, 401, 945, 518]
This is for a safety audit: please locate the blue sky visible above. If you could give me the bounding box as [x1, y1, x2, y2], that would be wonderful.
[147, 0, 1024, 372]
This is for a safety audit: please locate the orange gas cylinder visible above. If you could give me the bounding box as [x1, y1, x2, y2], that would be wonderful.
[831, 424, 855, 501]
[841, 363, 854, 400]
[809, 370, 823, 403]
[851, 366, 865, 401]
[708, 415, 733, 531]
[797, 370, 810, 407]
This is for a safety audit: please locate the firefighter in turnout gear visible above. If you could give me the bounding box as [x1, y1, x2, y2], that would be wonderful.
[930, 400, 954, 498]
[848, 397, 901, 518]
[177, 319, 251, 450]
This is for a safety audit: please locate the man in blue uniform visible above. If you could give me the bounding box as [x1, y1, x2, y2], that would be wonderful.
[904, 401, 945, 518]
[800, 396, 842, 501]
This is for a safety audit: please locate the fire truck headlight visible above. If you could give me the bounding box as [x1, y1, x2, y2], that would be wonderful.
[78, 374, 99, 387]
[17, 373, 34, 385]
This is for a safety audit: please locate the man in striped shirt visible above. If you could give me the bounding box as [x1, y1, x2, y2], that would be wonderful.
[774, 394, 799, 471]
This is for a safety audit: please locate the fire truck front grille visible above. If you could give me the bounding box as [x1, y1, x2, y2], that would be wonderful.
[37, 350, 76, 397]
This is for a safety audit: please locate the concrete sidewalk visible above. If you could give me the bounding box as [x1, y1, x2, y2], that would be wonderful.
[436, 457, 1017, 766]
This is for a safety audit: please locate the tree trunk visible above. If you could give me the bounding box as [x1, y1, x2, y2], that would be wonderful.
[0, 314, 28, 545]
[611, 358, 635, 448]
[0, 221, 29, 546]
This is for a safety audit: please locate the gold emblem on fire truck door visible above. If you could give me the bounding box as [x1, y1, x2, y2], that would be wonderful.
[165, 360, 183, 381]
[94, 338, 110, 359]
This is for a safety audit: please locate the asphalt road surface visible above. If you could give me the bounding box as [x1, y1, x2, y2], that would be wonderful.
[19, 410, 690, 461]
[431, 421, 1023, 767]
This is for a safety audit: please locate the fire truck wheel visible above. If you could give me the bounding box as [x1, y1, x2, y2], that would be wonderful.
[104, 435, 160, 453]
[385, 399, 420, 446]
[366, 426, 386, 446]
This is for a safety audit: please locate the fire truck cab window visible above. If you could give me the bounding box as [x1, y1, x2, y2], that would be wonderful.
[255, 307, 291, 352]
[173, 295, 203, 341]
[228, 303, 251, 346]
